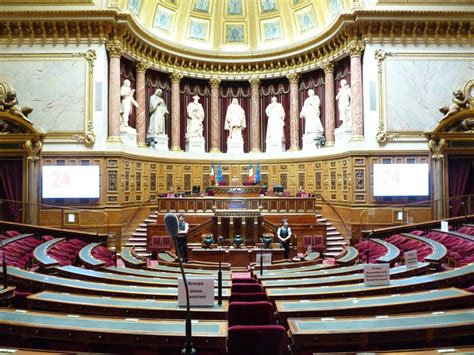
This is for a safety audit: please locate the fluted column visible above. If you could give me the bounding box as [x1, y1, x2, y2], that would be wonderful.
[106, 39, 124, 142]
[170, 72, 183, 151]
[249, 78, 261, 152]
[209, 77, 221, 152]
[349, 40, 365, 138]
[287, 73, 300, 151]
[322, 62, 335, 146]
[135, 61, 149, 147]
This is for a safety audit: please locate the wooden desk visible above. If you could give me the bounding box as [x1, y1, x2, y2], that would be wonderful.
[28, 291, 229, 320]
[191, 247, 285, 267]
[0, 308, 227, 354]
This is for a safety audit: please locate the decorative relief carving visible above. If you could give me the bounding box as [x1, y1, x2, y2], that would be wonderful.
[108, 170, 118, 192]
[321, 61, 334, 74]
[72, 49, 96, 74]
[108, 159, 118, 167]
[298, 172, 305, 189]
[166, 173, 173, 191]
[136, 60, 150, 73]
[125, 171, 130, 191]
[428, 138, 446, 160]
[136, 172, 142, 191]
[184, 174, 191, 191]
[374, 49, 395, 74]
[287, 73, 299, 84]
[315, 172, 321, 190]
[170, 72, 183, 83]
[330, 171, 336, 190]
[150, 172, 157, 191]
[355, 168, 365, 191]
[105, 39, 124, 57]
[25, 139, 42, 163]
[347, 39, 364, 57]
[209, 77, 221, 88]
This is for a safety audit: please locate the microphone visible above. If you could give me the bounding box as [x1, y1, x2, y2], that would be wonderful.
[1, 240, 7, 289]
[164, 213, 196, 355]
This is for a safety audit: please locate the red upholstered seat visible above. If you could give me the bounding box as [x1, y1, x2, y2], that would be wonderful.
[229, 292, 269, 303]
[227, 325, 286, 355]
[228, 301, 273, 327]
[231, 283, 263, 293]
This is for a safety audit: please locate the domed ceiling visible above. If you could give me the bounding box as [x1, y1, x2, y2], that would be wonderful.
[123, 0, 348, 54]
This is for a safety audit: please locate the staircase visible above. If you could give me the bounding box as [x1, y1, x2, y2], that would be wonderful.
[316, 213, 347, 257]
[122, 209, 157, 257]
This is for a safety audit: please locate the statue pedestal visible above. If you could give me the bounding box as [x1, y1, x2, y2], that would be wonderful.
[302, 133, 317, 152]
[152, 134, 169, 151]
[265, 139, 285, 153]
[120, 127, 137, 146]
[227, 137, 244, 154]
[335, 126, 352, 145]
[186, 136, 205, 153]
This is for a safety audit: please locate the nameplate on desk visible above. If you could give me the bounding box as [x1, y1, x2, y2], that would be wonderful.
[440, 220, 449, 232]
[256, 252, 272, 266]
[178, 277, 214, 307]
[363, 263, 390, 287]
[404, 250, 418, 269]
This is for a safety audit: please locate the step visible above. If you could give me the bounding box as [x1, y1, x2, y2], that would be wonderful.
[128, 237, 147, 242]
[327, 241, 346, 247]
[327, 235, 344, 241]
[327, 231, 340, 236]
[132, 232, 147, 237]
[324, 251, 342, 257]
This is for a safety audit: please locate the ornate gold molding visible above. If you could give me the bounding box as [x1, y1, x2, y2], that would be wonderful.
[73, 49, 96, 74]
[321, 61, 335, 74]
[287, 73, 299, 84]
[374, 49, 395, 73]
[136, 60, 150, 73]
[347, 39, 365, 57]
[209, 77, 221, 88]
[25, 139, 43, 163]
[249, 78, 260, 88]
[106, 38, 124, 57]
[170, 71, 183, 83]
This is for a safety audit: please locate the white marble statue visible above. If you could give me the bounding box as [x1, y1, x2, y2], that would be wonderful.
[265, 96, 285, 141]
[186, 95, 205, 138]
[148, 88, 168, 137]
[300, 89, 324, 134]
[120, 79, 138, 130]
[225, 98, 246, 140]
[336, 79, 352, 128]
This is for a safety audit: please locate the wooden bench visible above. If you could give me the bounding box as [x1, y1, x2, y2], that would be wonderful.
[372, 238, 400, 265]
[401, 233, 447, 266]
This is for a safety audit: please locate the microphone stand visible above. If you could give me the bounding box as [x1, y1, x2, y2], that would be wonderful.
[173, 235, 196, 355]
[366, 230, 373, 264]
[1, 241, 7, 289]
[217, 236, 223, 305]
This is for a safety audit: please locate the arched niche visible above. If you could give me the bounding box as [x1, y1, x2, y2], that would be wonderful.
[425, 80, 474, 219]
[0, 111, 44, 224]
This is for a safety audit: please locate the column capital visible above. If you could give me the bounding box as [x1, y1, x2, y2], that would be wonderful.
[105, 39, 124, 58]
[347, 39, 365, 58]
[209, 77, 221, 88]
[287, 72, 300, 84]
[136, 60, 150, 73]
[321, 61, 335, 74]
[249, 77, 260, 88]
[170, 71, 183, 83]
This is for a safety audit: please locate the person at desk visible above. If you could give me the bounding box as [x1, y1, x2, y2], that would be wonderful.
[277, 219, 292, 259]
[177, 214, 189, 262]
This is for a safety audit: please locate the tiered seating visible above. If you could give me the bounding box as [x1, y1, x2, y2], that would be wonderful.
[44, 238, 88, 268]
[426, 230, 474, 266]
[0, 233, 39, 270]
[354, 239, 398, 264]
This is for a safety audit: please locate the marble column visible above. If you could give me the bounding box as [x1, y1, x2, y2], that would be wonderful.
[135, 61, 149, 147]
[287, 73, 300, 151]
[106, 39, 124, 143]
[322, 62, 335, 146]
[170, 72, 183, 151]
[209, 77, 221, 153]
[349, 40, 365, 138]
[26, 139, 42, 225]
[249, 78, 261, 152]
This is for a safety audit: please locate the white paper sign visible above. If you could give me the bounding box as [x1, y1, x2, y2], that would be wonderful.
[404, 250, 418, 269]
[178, 277, 214, 307]
[364, 264, 390, 286]
[256, 253, 272, 266]
[323, 257, 336, 265]
[441, 220, 449, 232]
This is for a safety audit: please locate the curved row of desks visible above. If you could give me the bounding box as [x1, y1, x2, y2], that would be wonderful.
[107, 265, 232, 279]
[56, 265, 232, 288]
[288, 308, 474, 353]
[32, 238, 65, 270]
[261, 262, 430, 288]
[78, 242, 106, 269]
[27, 291, 228, 320]
[120, 246, 146, 268]
[4, 266, 230, 299]
[265, 263, 474, 300]
[276, 287, 474, 324]
[0, 308, 227, 354]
